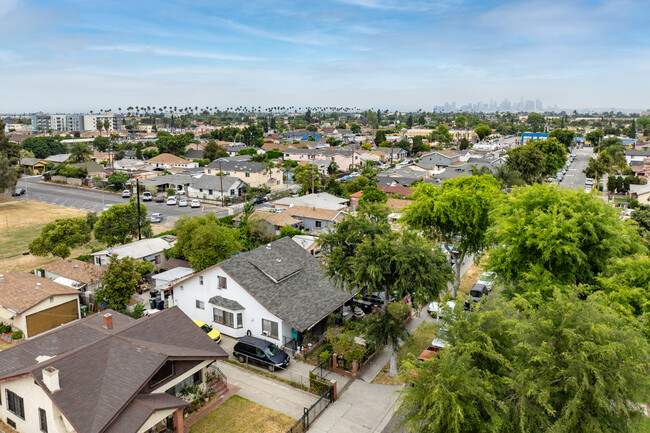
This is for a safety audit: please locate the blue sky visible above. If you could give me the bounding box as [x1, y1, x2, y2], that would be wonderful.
[1, 0, 649, 112]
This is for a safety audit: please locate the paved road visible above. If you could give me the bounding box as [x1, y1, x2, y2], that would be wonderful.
[13, 176, 229, 226]
[559, 147, 592, 191]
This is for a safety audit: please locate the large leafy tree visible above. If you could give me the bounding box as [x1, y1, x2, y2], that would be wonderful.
[320, 202, 453, 375]
[156, 131, 195, 156]
[402, 175, 501, 298]
[398, 291, 650, 433]
[549, 128, 575, 150]
[203, 139, 228, 161]
[93, 200, 152, 247]
[530, 137, 567, 176]
[473, 124, 491, 141]
[170, 214, 242, 270]
[0, 120, 20, 162]
[585, 128, 604, 147]
[22, 136, 66, 159]
[69, 142, 92, 162]
[505, 144, 546, 184]
[93, 136, 110, 152]
[526, 112, 545, 132]
[486, 184, 645, 295]
[0, 154, 19, 193]
[95, 256, 140, 310]
[28, 217, 91, 259]
[293, 163, 321, 194]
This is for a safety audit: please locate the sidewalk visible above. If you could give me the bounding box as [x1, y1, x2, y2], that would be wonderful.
[218, 361, 318, 419]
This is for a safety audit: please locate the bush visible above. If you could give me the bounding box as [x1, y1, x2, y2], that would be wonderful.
[0, 323, 11, 334]
[630, 200, 640, 209]
[318, 349, 332, 367]
[74, 254, 92, 262]
[11, 330, 23, 340]
[309, 371, 331, 395]
[389, 302, 411, 320]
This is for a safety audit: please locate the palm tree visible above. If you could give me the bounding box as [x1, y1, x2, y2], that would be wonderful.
[96, 120, 103, 135]
[103, 120, 110, 133]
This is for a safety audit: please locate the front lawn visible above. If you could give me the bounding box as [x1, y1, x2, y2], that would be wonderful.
[189, 395, 296, 433]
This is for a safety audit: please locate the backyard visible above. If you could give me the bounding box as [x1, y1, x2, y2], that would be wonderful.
[0, 200, 101, 273]
[189, 395, 296, 433]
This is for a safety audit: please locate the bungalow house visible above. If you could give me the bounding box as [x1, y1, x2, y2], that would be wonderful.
[40, 259, 104, 293]
[626, 149, 650, 165]
[281, 206, 346, 232]
[0, 273, 80, 339]
[204, 160, 284, 191]
[44, 154, 72, 164]
[92, 237, 175, 268]
[19, 157, 48, 174]
[273, 192, 349, 210]
[630, 183, 650, 204]
[0, 307, 228, 433]
[168, 237, 352, 351]
[417, 150, 470, 169]
[249, 210, 302, 236]
[187, 176, 246, 202]
[147, 153, 199, 170]
[184, 149, 204, 160]
[139, 174, 193, 195]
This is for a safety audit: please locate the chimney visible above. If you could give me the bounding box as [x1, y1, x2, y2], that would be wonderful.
[36, 282, 41, 290]
[42, 367, 60, 393]
[103, 313, 113, 330]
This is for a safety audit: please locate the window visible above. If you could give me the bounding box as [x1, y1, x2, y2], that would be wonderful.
[39, 408, 48, 432]
[209, 189, 213, 195]
[199, 188, 203, 192]
[230, 189, 235, 195]
[196, 300, 204, 310]
[208, 170, 212, 174]
[6, 390, 24, 419]
[213, 308, 235, 327]
[192, 370, 203, 385]
[315, 220, 322, 228]
[262, 319, 279, 339]
[199, 276, 203, 285]
[218, 276, 227, 289]
[245, 172, 250, 177]
[237, 313, 243, 328]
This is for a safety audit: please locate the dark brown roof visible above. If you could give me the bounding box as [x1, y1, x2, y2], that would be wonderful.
[0, 307, 227, 433]
[160, 257, 192, 271]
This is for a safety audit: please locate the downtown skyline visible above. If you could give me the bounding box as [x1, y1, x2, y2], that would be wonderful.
[1, 0, 649, 112]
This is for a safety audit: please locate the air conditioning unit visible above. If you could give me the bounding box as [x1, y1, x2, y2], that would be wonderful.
[262, 331, 269, 336]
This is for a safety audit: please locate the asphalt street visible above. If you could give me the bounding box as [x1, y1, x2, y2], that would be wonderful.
[559, 147, 593, 190]
[12, 176, 229, 226]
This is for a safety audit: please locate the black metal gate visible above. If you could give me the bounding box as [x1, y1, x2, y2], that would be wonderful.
[286, 387, 333, 433]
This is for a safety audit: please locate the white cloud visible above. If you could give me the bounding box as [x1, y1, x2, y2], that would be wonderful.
[87, 44, 265, 62]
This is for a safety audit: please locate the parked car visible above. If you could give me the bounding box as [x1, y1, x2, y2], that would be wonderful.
[166, 196, 177, 205]
[102, 204, 114, 211]
[464, 283, 489, 310]
[142, 192, 153, 201]
[150, 213, 163, 223]
[233, 336, 290, 372]
[12, 188, 25, 196]
[251, 196, 265, 205]
[178, 199, 188, 207]
[476, 272, 496, 291]
[349, 172, 361, 178]
[192, 319, 221, 343]
[427, 301, 456, 318]
[176, 189, 186, 196]
[190, 199, 201, 208]
[122, 190, 132, 198]
[156, 194, 164, 203]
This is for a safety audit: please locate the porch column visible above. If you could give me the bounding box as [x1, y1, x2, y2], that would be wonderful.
[173, 408, 184, 433]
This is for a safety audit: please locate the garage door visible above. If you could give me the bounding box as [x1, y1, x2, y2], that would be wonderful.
[26, 300, 79, 338]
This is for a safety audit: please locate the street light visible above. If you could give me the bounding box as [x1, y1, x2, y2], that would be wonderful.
[215, 157, 228, 208]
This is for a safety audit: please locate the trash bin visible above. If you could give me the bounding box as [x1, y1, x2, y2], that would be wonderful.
[156, 299, 164, 310]
[149, 290, 160, 298]
[80, 305, 88, 318]
[149, 298, 157, 309]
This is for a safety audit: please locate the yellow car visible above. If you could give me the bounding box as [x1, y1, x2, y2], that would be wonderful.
[192, 319, 221, 343]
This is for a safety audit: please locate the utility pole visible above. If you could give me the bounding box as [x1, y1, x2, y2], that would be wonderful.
[311, 163, 315, 194]
[136, 179, 142, 240]
[216, 158, 227, 208]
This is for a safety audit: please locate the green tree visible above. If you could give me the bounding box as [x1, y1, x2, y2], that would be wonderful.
[85, 211, 99, 231]
[93, 200, 152, 247]
[203, 139, 228, 161]
[454, 115, 466, 129]
[0, 154, 19, 193]
[93, 136, 110, 152]
[0, 120, 20, 161]
[411, 136, 426, 154]
[402, 175, 501, 298]
[358, 184, 387, 207]
[530, 137, 567, 176]
[107, 172, 128, 190]
[22, 136, 66, 159]
[549, 128, 576, 150]
[526, 112, 546, 132]
[628, 119, 636, 138]
[374, 130, 386, 145]
[486, 184, 645, 295]
[585, 129, 604, 147]
[95, 256, 140, 310]
[170, 214, 242, 270]
[28, 217, 91, 259]
[327, 161, 338, 175]
[156, 131, 194, 156]
[458, 137, 471, 150]
[350, 124, 361, 134]
[505, 144, 546, 184]
[473, 125, 491, 141]
[293, 163, 320, 194]
[434, 124, 453, 146]
[69, 142, 92, 163]
[278, 225, 305, 239]
[406, 114, 413, 128]
[399, 291, 650, 433]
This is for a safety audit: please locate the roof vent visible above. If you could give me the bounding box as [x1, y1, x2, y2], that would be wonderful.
[73, 265, 78, 269]
[0, 274, 3, 280]
[276, 259, 282, 262]
[42, 366, 60, 393]
[36, 282, 41, 289]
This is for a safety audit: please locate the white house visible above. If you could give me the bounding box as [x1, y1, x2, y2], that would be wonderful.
[167, 237, 351, 351]
[92, 237, 175, 268]
[187, 176, 246, 201]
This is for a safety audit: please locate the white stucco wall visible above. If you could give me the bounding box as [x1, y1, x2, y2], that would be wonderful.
[173, 266, 290, 344]
[0, 375, 71, 433]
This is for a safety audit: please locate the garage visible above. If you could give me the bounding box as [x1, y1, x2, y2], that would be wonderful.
[25, 299, 79, 338]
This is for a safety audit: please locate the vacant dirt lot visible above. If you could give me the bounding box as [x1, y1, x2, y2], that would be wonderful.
[0, 201, 91, 273]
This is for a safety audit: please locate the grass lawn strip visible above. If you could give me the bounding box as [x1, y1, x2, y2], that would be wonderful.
[189, 395, 295, 433]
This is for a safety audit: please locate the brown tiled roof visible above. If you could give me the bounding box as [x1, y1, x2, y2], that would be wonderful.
[262, 142, 288, 151]
[147, 153, 188, 164]
[286, 205, 344, 221]
[386, 198, 413, 212]
[377, 185, 414, 196]
[42, 259, 104, 285]
[0, 307, 228, 433]
[251, 210, 301, 227]
[0, 274, 79, 314]
[161, 257, 192, 271]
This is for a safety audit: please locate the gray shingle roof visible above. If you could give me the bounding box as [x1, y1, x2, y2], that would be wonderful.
[190, 175, 242, 191]
[209, 295, 244, 311]
[0, 307, 227, 433]
[218, 237, 352, 331]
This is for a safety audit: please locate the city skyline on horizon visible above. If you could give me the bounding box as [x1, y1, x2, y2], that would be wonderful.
[2, 0, 649, 113]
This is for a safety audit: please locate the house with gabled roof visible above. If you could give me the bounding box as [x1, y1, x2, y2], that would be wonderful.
[0, 307, 228, 433]
[167, 237, 352, 352]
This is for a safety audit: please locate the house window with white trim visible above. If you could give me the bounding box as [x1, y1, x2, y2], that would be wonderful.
[218, 276, 227, 289]
[262, 319, 279, 339]
[196, 300, 204, 310]
[315, 220, 322, 228]
[213, 308, 235, 327]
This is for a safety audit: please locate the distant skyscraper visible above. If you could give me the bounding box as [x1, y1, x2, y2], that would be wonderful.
[535, 99, 543, 111]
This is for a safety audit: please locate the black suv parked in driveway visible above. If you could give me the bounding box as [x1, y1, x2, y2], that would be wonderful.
[233, 336, 290, 372]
